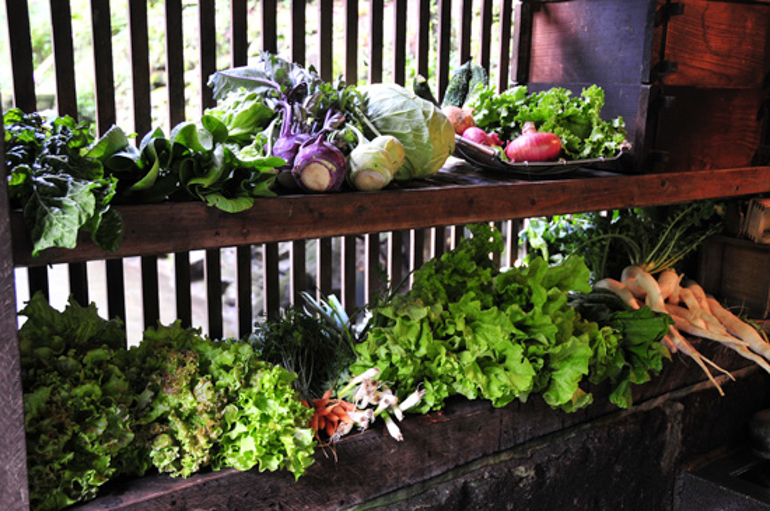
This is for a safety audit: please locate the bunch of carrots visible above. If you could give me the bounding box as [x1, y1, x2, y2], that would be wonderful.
[304, 367, 426, 443]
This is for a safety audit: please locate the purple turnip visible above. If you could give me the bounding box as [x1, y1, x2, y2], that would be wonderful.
[292, 136, 347, 192]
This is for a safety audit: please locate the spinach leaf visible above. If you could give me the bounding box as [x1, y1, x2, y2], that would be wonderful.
[5, 109, 123, 256]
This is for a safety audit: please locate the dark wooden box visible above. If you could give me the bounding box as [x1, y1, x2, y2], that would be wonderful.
[515, 0, 770, 173]
[699, 235, 770, 319]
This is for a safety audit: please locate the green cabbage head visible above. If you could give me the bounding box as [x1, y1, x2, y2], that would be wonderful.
[362, 83, 455, 181]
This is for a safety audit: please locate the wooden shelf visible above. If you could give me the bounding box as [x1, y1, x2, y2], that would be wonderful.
[12, 164, 770, 268]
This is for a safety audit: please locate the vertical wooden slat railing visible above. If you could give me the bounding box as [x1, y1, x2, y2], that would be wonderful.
[498, 0, 514, 91]
[128, 0, 161, 330]
[50, 0, 90, 306]
[199, 0, 223, 339]
[163, 0, 193, 328]
[0, 89, 29, 511]
[460, 0, 473, 64]
[316, 0, 335, 303]
[231, 0, 253, 336]
[92, 0, 127, 324]
[388, 0, 408, 296]
[479, 0, 493, 70]
[281, 0, 308, 319]
[6, 0, 49, 301]
[365, 1, 385, 303]
[261, 0, 277, 55]
[342, 0, 360, 313]
[411, 0, 432, 288]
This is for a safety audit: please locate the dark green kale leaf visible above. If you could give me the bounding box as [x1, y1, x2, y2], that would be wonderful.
[4, 109, 123, 256]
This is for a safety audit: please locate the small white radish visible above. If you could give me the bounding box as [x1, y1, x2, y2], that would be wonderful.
[657, 269, 682, 303]
[621, 265, 666, 312]
[707, 297, 770, 363]
[667, 311, 748, 349]
[594, 278, 641, 309]
[683, 281, 712, 314]
[666, 325, 728, 396]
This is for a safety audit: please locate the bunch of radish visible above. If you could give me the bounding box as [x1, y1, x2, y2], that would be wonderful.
[306, 367, 426, 444]
[458, 122, 562, 162]
[597, 266, 770, 395]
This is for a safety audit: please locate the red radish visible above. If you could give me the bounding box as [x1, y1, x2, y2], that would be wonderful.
[487, 132, 503, 147]
[505, 121, 562, 162]
[462, 126, 490, 145]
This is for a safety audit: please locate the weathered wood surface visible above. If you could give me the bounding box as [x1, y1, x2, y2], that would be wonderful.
[74, 344, 766, 510]
[11, 165, 770, 267]
[0, 95, 30, 510]
[525, 0, 657, 86]
[657, 0, 770, 89]
[653, 87, 766, 172]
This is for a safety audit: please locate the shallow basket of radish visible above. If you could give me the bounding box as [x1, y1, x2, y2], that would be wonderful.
[453, 135, 625, 179]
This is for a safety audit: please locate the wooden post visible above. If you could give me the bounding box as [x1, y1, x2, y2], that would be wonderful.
[0, 92, 30, 509]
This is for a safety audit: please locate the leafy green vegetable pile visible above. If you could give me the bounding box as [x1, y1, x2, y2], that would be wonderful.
[349, 224, 670, 413]
[19, 294, 315, 510]
[468, 85, 628, 159]
[520, 201, 725, 282]
[5, 53, 459, 256]
[5, 109, 124, 256]
[18, 294, 137, 511]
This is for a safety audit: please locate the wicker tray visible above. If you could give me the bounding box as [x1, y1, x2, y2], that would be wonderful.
[453, 135, 624, 179]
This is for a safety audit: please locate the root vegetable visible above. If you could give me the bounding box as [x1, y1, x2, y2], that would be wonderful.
[442, 105, 475, 135]
[707, 297, 770, 363]
[657, 269, 682, 303]
[594, 278, 640, 309]
[504, 122, 562, 162]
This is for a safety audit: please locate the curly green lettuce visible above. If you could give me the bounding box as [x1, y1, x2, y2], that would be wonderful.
[18, 293, 137, 511]
[127, 322, 315, 480]
[350, 224, 602, 414]
[468, 85, 627, 159]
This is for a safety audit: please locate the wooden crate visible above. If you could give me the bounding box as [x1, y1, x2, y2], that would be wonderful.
[699, 235, 770, 319]
[516, 0, 770, 172]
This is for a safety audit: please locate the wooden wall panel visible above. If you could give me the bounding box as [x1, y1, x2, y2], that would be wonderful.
[659, 0, 770, 89]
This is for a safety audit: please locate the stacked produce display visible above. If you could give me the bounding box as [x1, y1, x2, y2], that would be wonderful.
[5, 53, 627, 257]
[9, 54, 770, 510]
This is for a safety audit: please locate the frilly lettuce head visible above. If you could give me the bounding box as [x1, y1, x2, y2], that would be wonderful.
[362, 83, 455, 181]
[18, 293, 137, 511]
[127, 321, 315, 480]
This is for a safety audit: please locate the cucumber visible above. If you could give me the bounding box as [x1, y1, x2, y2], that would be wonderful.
[463, 64, 489, 109]
[412, 74, 439, 106]
[441, 60, 473, 108]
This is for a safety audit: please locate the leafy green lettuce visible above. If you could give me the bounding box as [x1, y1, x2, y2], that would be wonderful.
[18, 293, 137, 510]
[468, 85, 628, 159]
[571, 289, 672, 408]
[90, 116, 283, 212]
[351, 224, 605, 413]
[126, 322, 315, 480]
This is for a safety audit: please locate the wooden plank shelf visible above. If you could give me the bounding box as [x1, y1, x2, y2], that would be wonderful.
[73, 343, 768, 510]
[12, 164, 770, 267]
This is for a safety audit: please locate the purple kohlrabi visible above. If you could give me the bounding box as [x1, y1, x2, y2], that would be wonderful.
[291, 136, 347, 192]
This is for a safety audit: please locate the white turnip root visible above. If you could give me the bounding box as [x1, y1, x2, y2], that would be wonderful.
[594, 278, 640, 309]
[707, 297, 770, 363]
[657, 269, 682, 303]
[615, 265, 733, 394]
